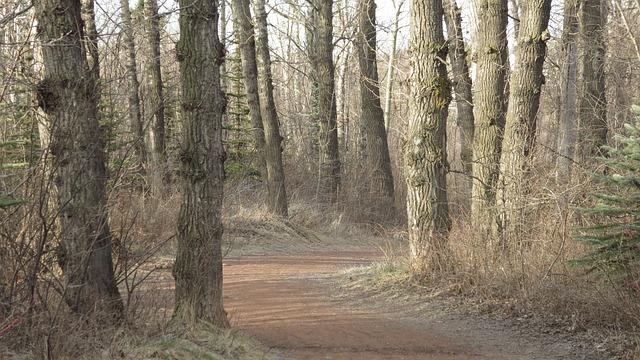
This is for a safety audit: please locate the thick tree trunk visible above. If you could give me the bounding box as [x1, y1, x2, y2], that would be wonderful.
[356, 0, 395, 202]
[406, 0, 452, 273]
[34, 0, 122, 317]
[470, 0, 509, 238]
[143, 0, 167, 174]
[312, 0, 340, 203]
[120, 0, 147, 168]
[496, 0, 552, 241]
[231, 0, 266, 178]
[578, 0, 608, 158]
[557, 0, 579, 180]
[443, 0, 474, 207]
[254, 0, 289, 216]
[81, 0, 100, 96]
[174, 0, 229, 327]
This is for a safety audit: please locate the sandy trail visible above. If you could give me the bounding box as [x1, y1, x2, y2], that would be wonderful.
[223, 250, 588, 360]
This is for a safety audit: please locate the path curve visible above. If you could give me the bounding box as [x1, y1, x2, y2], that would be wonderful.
[223, 250, 588, 360]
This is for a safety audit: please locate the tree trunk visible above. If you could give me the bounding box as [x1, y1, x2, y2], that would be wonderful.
[254, 0, 289, 216]
[120, 0, 147, 169]
[34, 0, 122, 317]
[470, 0, 509, 238]
[143, 0, 167, 175]
[557, 0, 579, 181]
[173, 0, 229, 327]
[312, 0, 340, 203]
[496, 0, 552, 241]
[406, 0, 452, 273]
[356, 0, 395, 202]
[578, 0, 608, 158]
[81, 0, 100, 98]
[383, 0, 404, 132]
[231, 0, 267, 179]
[443, 0, 474, 208]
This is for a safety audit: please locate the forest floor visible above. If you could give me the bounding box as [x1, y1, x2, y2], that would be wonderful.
[219, 249, 603, 360]
[142, 242, 607, 360]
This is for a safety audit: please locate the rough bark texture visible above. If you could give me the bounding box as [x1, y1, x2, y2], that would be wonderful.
[311, 0, 340, 203]
[81, 0, 100, 98]
[231, 0, 266, 176]
[406, 0, 452, 272]
[557, 0, 579, 180]
[443, 0, 474, 206]
[470, 0, 509, 237]
[143, 0, 166, 169]
[254, 0, 289, 216]
[578, 0, 608, 158]
[174, 0, 229, 327]
[496, 0, 552, 240]
[34, 0, 122, 316]
[120, 0, 147, 168]
[356, 0, 395, 201]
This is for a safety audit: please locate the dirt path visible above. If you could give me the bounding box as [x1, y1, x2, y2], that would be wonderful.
[223, 249, 594, 360]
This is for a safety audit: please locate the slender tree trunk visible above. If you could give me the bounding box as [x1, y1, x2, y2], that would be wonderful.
[406, 0, 452, 273]
[443, 0, 474, 208]
[173, 0, 229, 327]
[578, 0, 608, 158]
[557, 0, 579, 180]
[120, 0, 147, 168]
[496, 0, 552, 241]
[312, 0, 340, 203]
[357, 0, 395, 202]
[254, 0, 289, 216]
[34, 0, 122, 317]
[81, 0, 100, 99]
[143, 0, 167, 175]
[231, 0, 266, 178]
[383, 0, 404, 131]
[470, 0, 509, 238]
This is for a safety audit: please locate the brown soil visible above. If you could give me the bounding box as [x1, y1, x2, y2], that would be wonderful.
[223, 249, 597, 360]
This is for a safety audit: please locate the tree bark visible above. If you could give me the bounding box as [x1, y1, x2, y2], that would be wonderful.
[578, 0, 608, 158]
[254, 0, 289, 216]
[34, 0, 122, 317]
[356, 0, 395, 202]
[496, 0, 552, 240]
[143, 0, 167, 174]
[443, 0, 474, 207]
[406, 0, 452, 273]
[470, 0, 509, 238]
[174, 0, 229, 327]
[231, 0, 266, 178]
[81, 0, 100, 99]
[311, 0, 340, 203]
[557, 0, 579, 180]
[120, 0, 147, 169]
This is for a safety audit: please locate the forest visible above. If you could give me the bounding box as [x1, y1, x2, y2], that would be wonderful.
[1, 0, 640, 358]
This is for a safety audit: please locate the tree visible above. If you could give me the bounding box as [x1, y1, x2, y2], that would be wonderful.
[254, 0, 289, 216]
[574, 106, 640, 282]
[578, 0, 608, 158]
[382, 0, 405, 131]
[356, 0, 394, 201]
[34, 0, 122, 317]
[405, 0, 452, 272]
[173, 0, 229, 326]
[557, 0, 580, 180]
[310, 0, 340, 203]
[120, 0, 147, 169]
[231, 0, 266, 177]
[470, 0, 509, 237]
[496, 0, 552, 239]
[143, 0, 167, 176]
[443, 0, 474, 206]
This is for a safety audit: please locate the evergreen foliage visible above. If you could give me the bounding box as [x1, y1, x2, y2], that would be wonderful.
[574, 106, 640, 282]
